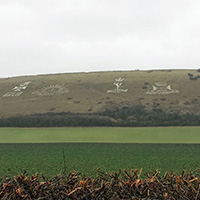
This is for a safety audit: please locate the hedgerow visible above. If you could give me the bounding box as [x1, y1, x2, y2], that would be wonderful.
[1, 169, 200, 199]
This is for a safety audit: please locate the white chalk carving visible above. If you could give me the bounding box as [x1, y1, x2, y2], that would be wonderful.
[146, 82, 179, 95]
[107, 77, 128, 93]
[32, 84, 69, 96]
[3, 81, 31, 97]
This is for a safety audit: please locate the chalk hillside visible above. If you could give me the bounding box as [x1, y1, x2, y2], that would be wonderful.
[0, 70, 200, 118]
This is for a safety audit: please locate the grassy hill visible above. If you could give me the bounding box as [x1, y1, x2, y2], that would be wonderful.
[1, 69, 200, 126]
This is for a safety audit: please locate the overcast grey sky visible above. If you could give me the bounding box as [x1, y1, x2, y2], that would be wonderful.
[1, 0, 200, 77]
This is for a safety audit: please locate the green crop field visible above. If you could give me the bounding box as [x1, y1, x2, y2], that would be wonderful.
[0, 143, 200, 177]
[0, 127, 200, 143]
[0, 127, 200, 177]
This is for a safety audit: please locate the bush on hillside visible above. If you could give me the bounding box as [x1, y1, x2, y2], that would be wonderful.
[1, 105, 200, 127]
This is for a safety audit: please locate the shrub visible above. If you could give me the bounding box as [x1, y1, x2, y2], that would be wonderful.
[0, 170, 199, 199]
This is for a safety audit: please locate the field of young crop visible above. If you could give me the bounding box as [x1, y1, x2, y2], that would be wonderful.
[0, 127, 200, 143]
[0, 143, 200, 177]
[0, 127, 200, 177]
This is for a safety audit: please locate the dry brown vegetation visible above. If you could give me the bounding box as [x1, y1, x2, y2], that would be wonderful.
[1, 169, 200, 199]
[1, 70, 200, 119]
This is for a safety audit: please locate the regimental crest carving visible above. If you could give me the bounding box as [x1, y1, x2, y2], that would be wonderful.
[3, 81, 31, 97]
[32, 84, 69, 96]
[107, 77, 128, 93]
[146, 82, 179, 95]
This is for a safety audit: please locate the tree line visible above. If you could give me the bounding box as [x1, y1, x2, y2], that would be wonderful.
[0, 105, 200, 127]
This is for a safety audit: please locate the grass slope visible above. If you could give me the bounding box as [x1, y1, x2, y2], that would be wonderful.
[0, 143, 199, 177]
[0, 127, 200, 143]
[1, 70, 200, 118]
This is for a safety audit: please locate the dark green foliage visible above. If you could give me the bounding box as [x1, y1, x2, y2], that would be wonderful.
[1, 105, 200, 127]
[187, 72, 200, 80]
[0, 114, 114, 127]
[101, 105, 200, 126]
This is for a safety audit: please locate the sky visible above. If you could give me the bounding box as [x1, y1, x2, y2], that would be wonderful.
[0, 0, 200, 77]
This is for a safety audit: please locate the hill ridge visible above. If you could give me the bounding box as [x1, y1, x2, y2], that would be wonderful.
[0, 70, 200, 119]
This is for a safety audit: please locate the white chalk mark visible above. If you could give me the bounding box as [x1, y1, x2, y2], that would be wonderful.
[32, 84, 69, 96]
[3, 81, 31, 97]
[107, 77, 128, 93]
[146, 82, 179, 95]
